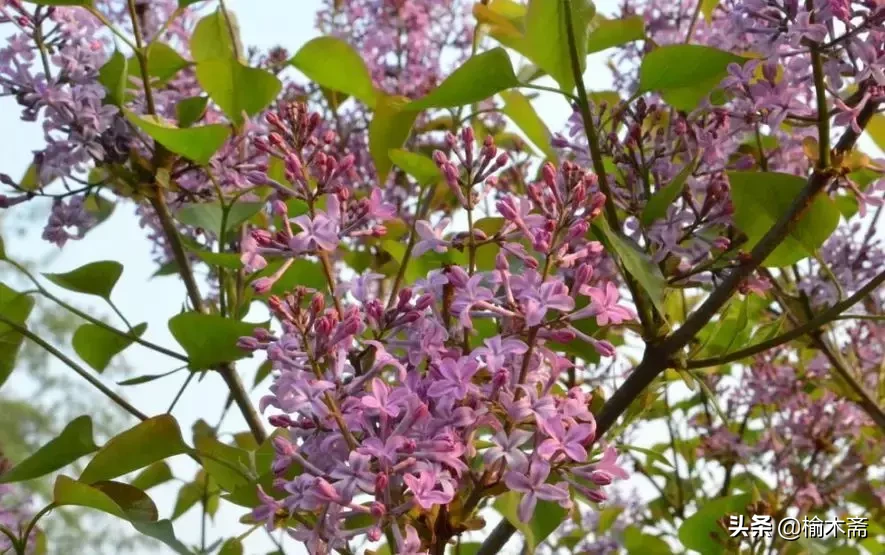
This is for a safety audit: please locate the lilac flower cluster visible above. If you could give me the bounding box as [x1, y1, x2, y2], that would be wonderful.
[316, 0, 473, 98]
[0, 455, 34, 554]
[239, 105, 630, 553]
[0, 1, 122, 246]
[556, 0, 885, 288]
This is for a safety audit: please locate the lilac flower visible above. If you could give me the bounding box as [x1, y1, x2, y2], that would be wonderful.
[329, 452, 375, 500]
[413, 217, 451, 256]
[450, 271, 494, 328]
[521, 280, 575, 327]
[579, 282, 635, 326]
[361, 378, 407, 418]
[357, 435, 406, 467]
[403, 470, 455, 510]
[473, 335, 528, 373]
[367, 187, 396, 220]
[426, 357, 480, 401]
[41, 197, 95, 247]
[503, 460, 572, 522]
[290, 212, 340, 252]
[252, 486, 284, 531]
[483, 429, 532, 470]
[537, 418, 594, 462]
[399, 524, 427, 555]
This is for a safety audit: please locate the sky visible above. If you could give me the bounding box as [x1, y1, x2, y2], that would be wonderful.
[0, 1, 625, 554]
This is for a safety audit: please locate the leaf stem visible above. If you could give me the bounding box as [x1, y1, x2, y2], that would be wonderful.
[19, 503, 54, 554]
[4, 258, 189, 362]
[148, 192, 267, 443]
[0, 314, 148, 421]
[686, 270, 885, 369]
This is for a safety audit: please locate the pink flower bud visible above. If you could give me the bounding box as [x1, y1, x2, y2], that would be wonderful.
[549, 329, 577, 343]
[416, 293, 434, 310]
[252, 277, 275, 295]
[375, 473, 389, 493]
[237, 336, 260, 351]
[369, 502, 386, 518]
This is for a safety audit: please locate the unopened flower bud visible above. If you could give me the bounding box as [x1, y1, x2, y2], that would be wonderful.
[237, 336, 260, 351]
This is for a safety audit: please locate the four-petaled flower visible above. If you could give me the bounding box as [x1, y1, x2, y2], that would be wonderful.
[290, 212, 340, 252]
[403, 470, 455, 510]
[537, 417, 594, 462]
[503, 460, 572, 522]
[426, 357, 481, 401]
[521, 280, 575, 327]
[414, 217, 451, 256]
[580, 282, 635, 326]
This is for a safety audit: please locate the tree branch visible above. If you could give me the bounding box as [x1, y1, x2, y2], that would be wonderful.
[686, 270, 885, 369]
[0, 314, 148, 422]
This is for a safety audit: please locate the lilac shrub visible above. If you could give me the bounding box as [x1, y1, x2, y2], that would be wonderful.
[0, 0, 883, 554]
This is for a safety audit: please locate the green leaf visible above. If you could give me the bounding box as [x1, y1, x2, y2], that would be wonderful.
[133, 43, 190, 83]
[130, 520, 193, 555]
[176, 201, 263, 235]
[195, 436, 250, 493]
[176, 96, 209, 128]
[73, 322, 147, 373]
[44, 261, 122, 301]
[79, 415, 190, 484]
[499, 89, 555, 160]
[0, 235, 5, 259]
[641, 158, 696, 225]
[266, 259, 326, 294]
[409, 48, 519, 110]
[701, 0, 721, 20]
[494, 492, 566, 551]
[117, 368, 184, 386]
[98, 50, 129, 106]
[168, 312, 267, 370]
[866, 113, 885, 153]
[388, 149, 442, 185]
[130, 461, 174, 491]
[190, 9, 241, 62]
[53, 475, 191, 552]
[54, 475, 133, 520]
[593, 222, 668, 317]
[587, 15, 645, 53]
[624, 526, 673, 554]
[639, 45, 745, 111]
[92, 481, 159, 521]
[219, 539, 244, 555]
[125, 111, 230, 165]
[0, 283, 35, 389]
[523, 0, 595, 91]
[0, 416, 98, 483]
[728, 171, 841, 267]
[184, 245, 243, 270]
[290, 37, 378, 108]
[369, 95, 418, 181]
[679, 493, 751, 555]
[196, 59, 281, 125]
[621, 443, 674, 469]
[83, 194, 117, 225]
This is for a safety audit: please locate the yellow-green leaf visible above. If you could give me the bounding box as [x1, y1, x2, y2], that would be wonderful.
[125, 111, 230, 165]
[369, 95, 418, 181]
[290, 36, 379, 108]
[500, 89, 555, 160]
[0, 416, 98, 483]
[79, 415, 189, 484]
